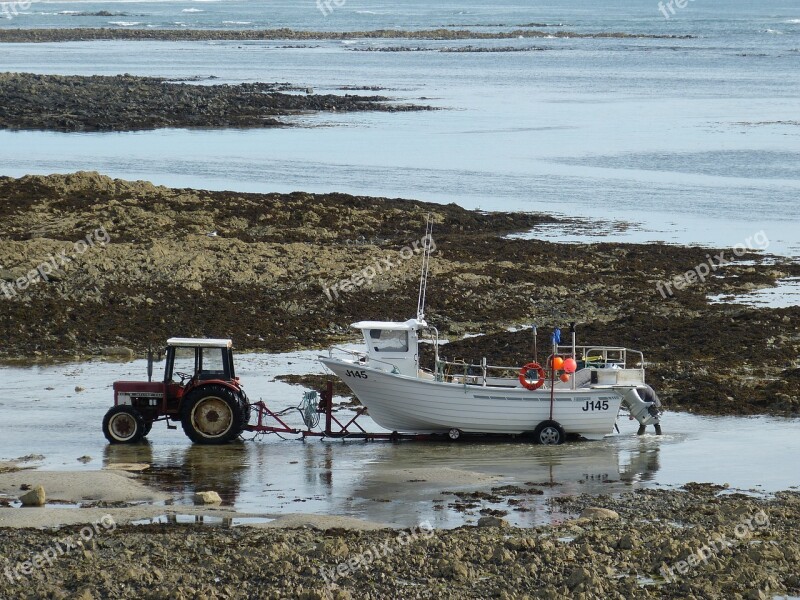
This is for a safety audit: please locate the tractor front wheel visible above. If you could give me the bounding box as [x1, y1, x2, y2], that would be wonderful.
[181, 385, 243, 444]
[103, 406, 146, 444]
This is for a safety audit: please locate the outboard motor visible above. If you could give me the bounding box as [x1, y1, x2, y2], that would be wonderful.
[621, 384, 662, 435]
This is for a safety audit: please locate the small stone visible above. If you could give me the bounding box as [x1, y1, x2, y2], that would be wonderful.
[566, 567, 592, 589]
[579, 507, 619, 520]
[20, 485, 46, 507]
[77, 455, 92, 463]
[75, 386, 85, 392]
[617, 534, 635, 549]
[448, 559, 470, 581]
[193, 491, 222, 504]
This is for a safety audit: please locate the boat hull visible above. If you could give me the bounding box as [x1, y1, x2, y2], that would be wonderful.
[320, 358, 624, 440]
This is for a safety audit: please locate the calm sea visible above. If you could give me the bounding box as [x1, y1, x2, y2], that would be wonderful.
[1, 0, 799, 255]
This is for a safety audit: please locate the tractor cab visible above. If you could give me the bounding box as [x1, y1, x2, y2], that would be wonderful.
[104, 338, 250, 446]
[163, 338, 237, 385]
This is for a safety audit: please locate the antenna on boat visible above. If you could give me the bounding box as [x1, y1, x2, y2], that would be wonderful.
[417, 214, 434, 322]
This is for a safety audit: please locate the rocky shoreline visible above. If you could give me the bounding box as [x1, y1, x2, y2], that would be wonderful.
[0, 172, 798, 417]
[0, 73, 430, 132]
[0, 28, 694, 44]
[0, 485, 797, 599]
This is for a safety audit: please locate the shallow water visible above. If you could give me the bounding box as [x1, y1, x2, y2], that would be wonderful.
[1, 351, 798, 527]
[709, 276, 800, 309]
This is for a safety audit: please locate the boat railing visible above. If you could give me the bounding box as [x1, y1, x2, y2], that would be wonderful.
[556, 345, 646, 369]
[327, 346, 402, 373]
[433, 358, 522, 387]
[433, 345, 645, 387]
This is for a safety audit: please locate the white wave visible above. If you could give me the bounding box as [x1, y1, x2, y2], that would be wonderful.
[355, 10, 377, 14]
[222, 20, 251, 24]
[785, 19, 800, 24]
[763, 28, 784, 34]
[108, 20, 140, 26]
[182, 8, 204, 12]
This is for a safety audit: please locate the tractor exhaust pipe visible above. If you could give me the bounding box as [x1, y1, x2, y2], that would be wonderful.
[147, 347, 154, 383]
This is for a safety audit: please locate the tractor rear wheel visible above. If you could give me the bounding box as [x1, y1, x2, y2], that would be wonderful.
[238, 395, 251, 431]
[103, 406, 146, 444]
[181, 385, 243, 444]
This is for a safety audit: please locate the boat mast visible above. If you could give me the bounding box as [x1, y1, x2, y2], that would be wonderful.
[417, 214, 434, 322]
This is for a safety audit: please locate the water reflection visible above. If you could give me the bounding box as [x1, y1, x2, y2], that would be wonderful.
[112, 443, 250, 507]
[103, 440, 154, 467]
[101, 435, 661, 527]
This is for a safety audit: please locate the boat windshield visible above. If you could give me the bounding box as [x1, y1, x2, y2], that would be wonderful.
[368, 329, 409, 353]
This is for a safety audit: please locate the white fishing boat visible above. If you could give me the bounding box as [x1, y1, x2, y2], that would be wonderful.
[320, 221, 661, 444]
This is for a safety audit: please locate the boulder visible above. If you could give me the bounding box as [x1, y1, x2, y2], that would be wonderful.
[20, 485, 46, 507]
[193, 491, 222, 505]
[477, 516, 510, 528]
[579, 507, 620, 520]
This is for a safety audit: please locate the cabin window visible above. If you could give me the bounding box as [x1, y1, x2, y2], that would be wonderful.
[172, 347, 195, 379]
[369, 329, 409, 353]
[200, 347, 225, 377]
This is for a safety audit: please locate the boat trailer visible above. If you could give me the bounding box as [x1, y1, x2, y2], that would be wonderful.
[245, 381, 440, 441]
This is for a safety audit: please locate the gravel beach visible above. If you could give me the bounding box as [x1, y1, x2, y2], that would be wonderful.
[0, 484, 797, 599]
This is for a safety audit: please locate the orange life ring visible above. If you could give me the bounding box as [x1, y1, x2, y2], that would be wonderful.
[519, 362, 546, 391]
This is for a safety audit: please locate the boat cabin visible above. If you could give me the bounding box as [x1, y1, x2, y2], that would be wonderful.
[351, 319, 426, 377]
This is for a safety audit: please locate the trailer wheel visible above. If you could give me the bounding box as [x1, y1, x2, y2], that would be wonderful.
[143, 421, 153, 437]
[532, 420, 565, 445]
[181, 385, 243, 444]
[103, 406, 146, 444]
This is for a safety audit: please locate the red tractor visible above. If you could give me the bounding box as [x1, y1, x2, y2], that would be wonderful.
[102, 338, 251, 445]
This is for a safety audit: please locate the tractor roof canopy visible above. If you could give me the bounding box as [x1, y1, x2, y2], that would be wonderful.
[166, 338, 233, 349]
